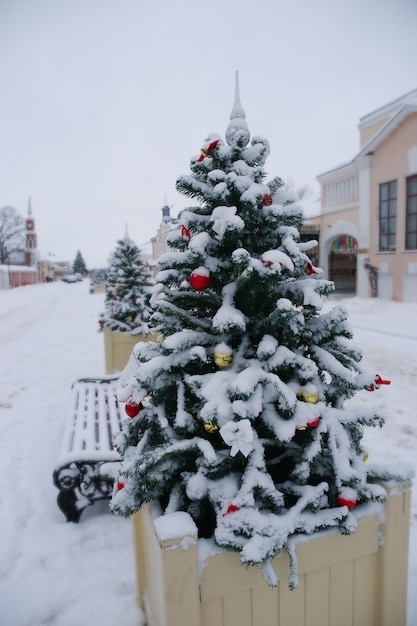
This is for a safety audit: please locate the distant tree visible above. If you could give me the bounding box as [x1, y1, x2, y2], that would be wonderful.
[99, 236, 154, 335]
[72, 250, 87, 275]
[0, 206, 25, 264]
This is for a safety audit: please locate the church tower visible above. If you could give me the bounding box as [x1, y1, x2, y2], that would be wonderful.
[25, 197, 38, 266]
[161, 198, 173, 224]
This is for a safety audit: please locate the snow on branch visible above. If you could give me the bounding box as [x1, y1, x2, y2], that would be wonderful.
[212, 282, 247, 333]
[311, 345, 355, 383]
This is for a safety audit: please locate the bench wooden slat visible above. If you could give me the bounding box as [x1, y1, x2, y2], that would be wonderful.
[97, 383, 117, 453]
[76, 383, 92, 451]
[107, 387, 123, 446]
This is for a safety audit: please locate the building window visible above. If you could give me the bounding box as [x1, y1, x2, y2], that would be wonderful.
[379, 181, 397, 251]
[405, 175, 417, 250]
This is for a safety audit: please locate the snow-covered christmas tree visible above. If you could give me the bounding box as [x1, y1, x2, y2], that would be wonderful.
[99, 233, 153, 336]
[72, 249, 87, 276]
[111, 74, 392, 586]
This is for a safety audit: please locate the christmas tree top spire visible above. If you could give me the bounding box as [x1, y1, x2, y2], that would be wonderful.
[225, 70, 250, 147]
[230, 70, 246, 121]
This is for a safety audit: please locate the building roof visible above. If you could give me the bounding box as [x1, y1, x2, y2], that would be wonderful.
[317, 89, 417, 182]
[356, 98, 417, 159]
[358, 88, 417, 130]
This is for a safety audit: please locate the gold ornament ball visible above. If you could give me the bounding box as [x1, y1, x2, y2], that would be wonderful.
[204, 422, 219, 433]
[214, 350, 233, 368]
[115, 283, 120, 289]
[297, 389, 319, 404]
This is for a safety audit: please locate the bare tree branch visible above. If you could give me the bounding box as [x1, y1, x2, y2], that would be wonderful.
[0, 206, 25, 263]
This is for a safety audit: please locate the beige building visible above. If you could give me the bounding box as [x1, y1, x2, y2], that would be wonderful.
[38, 260, 71, 283]
[151, 202, 178, 265]
[310, 88, 417, 301]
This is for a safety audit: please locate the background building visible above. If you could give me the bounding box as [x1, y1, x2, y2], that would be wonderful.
[151, 202, 177, 260]
[310, 88, 417, 301]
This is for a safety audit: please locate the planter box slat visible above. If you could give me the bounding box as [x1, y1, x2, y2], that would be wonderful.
[329, 560, 354, 626]
[297, 514, 379, 573]
[252, 585, 279, 625]
[376, 482, 411, 626]
[133, 482, 412, 626]
[135, 504, 201, 626]
[223, 591, 252, 626]
[103, 327, 140, 374]
[279, 577, 305, 625]
[103, 327, 157, 374]
[200, 515, 378, 604]
[306, 567, 330, 626]
[201, 551, 268, 601]
[353, 554, 378, 626]
[201, 598, 223, 626]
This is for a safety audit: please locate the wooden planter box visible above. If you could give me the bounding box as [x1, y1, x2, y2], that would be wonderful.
[132, 480, 412, 626]
[103, 326, 156, 374]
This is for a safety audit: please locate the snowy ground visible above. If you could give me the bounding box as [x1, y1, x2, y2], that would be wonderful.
[0, 281, 415, 625]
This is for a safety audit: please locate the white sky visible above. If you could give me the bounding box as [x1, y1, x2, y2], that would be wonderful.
[1, 0, 417, 269]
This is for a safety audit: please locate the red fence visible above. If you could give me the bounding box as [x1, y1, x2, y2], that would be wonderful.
[0, 266, 38, 289]
[10, 270, 37, 288]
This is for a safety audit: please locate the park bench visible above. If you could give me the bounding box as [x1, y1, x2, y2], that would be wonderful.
[53, 376, 124, 522]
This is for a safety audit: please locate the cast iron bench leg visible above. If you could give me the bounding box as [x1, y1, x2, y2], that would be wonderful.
[57, 488, 84, 523]
[54, 376, 123, 522]
[53, 461, 118, 522]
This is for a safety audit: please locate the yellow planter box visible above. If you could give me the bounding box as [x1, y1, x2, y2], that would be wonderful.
[103, 326, 156, 374]
[132, 480, 412, 626]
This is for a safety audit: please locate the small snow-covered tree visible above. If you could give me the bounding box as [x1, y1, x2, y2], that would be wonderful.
[72, 250, 87, 276]
[99, 235, 153, 336]
[111, 75, 392, 586]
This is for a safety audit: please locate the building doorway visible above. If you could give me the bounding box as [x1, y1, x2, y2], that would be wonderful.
[328, 235, 357, 293]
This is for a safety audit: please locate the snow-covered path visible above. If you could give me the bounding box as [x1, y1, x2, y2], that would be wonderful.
[0, 282, 143, 626]
[0, 282, 415, 625]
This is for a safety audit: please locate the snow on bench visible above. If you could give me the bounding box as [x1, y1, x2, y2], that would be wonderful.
[53, 376, 123, 522]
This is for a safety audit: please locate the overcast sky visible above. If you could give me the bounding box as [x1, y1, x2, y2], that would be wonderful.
[1, 0, 417, 269]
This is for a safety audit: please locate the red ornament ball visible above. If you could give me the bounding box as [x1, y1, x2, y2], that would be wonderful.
[117, 481, 125, 491]
[222, 504, 240, 517]
[190, 269, 210, 291]
[262, 194, 273, 206]
[336, 494, 357, 510]
[125, 401, 143, 418]
[307, 417, 319, 428]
